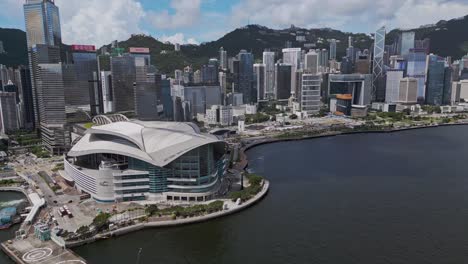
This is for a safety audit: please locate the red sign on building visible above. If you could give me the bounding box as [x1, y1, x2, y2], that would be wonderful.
[71, 45, 96, 52]
[129, 47, 150, 54]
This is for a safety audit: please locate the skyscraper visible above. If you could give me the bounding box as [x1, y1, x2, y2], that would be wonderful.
[329, 39, 337, 60]
[425, 54, 447, 105]
[282, 48, 302, 97]
[275, 63, 292, 100]
[385, 70, 404, 103]
[36, 63, 69, 154]
[400, 31, 415, 56]
[23, 0, 62, 49]
[398, 77, 418, 104]
[111, 54, 136, 112]
[219, 47, 227, 70]
[263, 51, 275, 100]
[0, 92, 19, 134]
[254, 64, 265, 101]
[406, 49, 427, 102]
[237, 50, 254, 103]
[300, 74, 321, 115]
[68, 45, 98, 110]
[304, 50, 319, 74]
[372, 26, 386, 102]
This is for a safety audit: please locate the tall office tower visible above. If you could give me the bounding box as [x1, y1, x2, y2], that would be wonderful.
[100, 71, 113, 113]
[400, 32, 415, 56]
[405, 49, 427, 102]
[341, 57, 353, 74]
[300, 74, 321, 115]
[425, 54, 449, 105]
[29, 44, 60, 128]
[130, 47, 152, 82]
[111, 54, 136, 112]
[18, 67, 34, 129]
[320, 49, 329, 68]
[160, 78, 173, 120]
[442, 67, 453, 105]
[219, 47, 228, 70]
[263, 51, 275, 100]
[275, 63, 292, 100]
[415, 38, 430, 54]
[172, 84, 222, 118]
[329, 39, 337, 60]
[68, 45, 98, 112]
[346, 46, 356, 63]
[0, 92, 19, 133]
[304, 50, 319, 74]
[398, 77, 418, 104]
[201, 64, 218, 84]
[254, 64, 265, 101]
[219, 72, 227, 104]
[135, 74, 161, 121]
[385, 70, 404, 103]
[36, 63, 69, 154]
[24, 0, 62, 49]
[237, 50, 255, 103]
[183, 66, 193, 84]
[282, 48, 302, 96]
[372, 26, 386, 102]
[355, 54, 371, 74]
[348, 36, 353, 48]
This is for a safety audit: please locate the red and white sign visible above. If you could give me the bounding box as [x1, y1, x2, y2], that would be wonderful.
[71, 45, 96, 52]
[129, 47, 150, 54]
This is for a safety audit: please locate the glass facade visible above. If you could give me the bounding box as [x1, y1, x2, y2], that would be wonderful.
[405, 49, 427, 100]
[24, 0, 61, 49]
[425, 55, 446, 105]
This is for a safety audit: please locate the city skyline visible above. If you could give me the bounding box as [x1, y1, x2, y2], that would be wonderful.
[0, 0, 468, 47]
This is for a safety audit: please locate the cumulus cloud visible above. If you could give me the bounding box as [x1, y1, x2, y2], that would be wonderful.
[229, 0, 468, 32]
[160, 33, 199, 45]
[146, 0, 201, 30]
[55, 0, 145, 47]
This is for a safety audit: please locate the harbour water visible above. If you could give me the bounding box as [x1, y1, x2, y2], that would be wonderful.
[5, 125, 468, 263]
[0, 192, 26, 264]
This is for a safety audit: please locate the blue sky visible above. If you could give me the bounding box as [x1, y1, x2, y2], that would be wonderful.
[1, 0, 467, 47]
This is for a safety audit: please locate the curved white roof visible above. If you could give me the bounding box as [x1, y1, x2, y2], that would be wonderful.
[68, 121, 225, 167]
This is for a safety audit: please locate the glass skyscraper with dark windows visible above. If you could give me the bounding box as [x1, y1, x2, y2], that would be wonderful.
[405, 49, 427, 102]
[237, 50, 254, 104]
[425, 54, 446, 105]
[372, 26, 386, 102]
[24, 0, 61, 49]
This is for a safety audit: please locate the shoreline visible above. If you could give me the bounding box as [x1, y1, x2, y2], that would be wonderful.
[66, 180, 270, 248]
[237, 122, 468, 170]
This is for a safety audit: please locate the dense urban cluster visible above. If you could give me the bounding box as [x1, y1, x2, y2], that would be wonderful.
[0, 0, 466, 158]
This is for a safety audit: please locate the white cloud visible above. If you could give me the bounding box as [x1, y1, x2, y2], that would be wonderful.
[55, 0, 146, 47]
[160, 33, 199, 45]
[229, 0, 468, 32]
[146, 0, 201, 30]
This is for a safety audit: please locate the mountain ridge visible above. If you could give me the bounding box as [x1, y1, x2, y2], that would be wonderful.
[1, 14, 467, 73]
